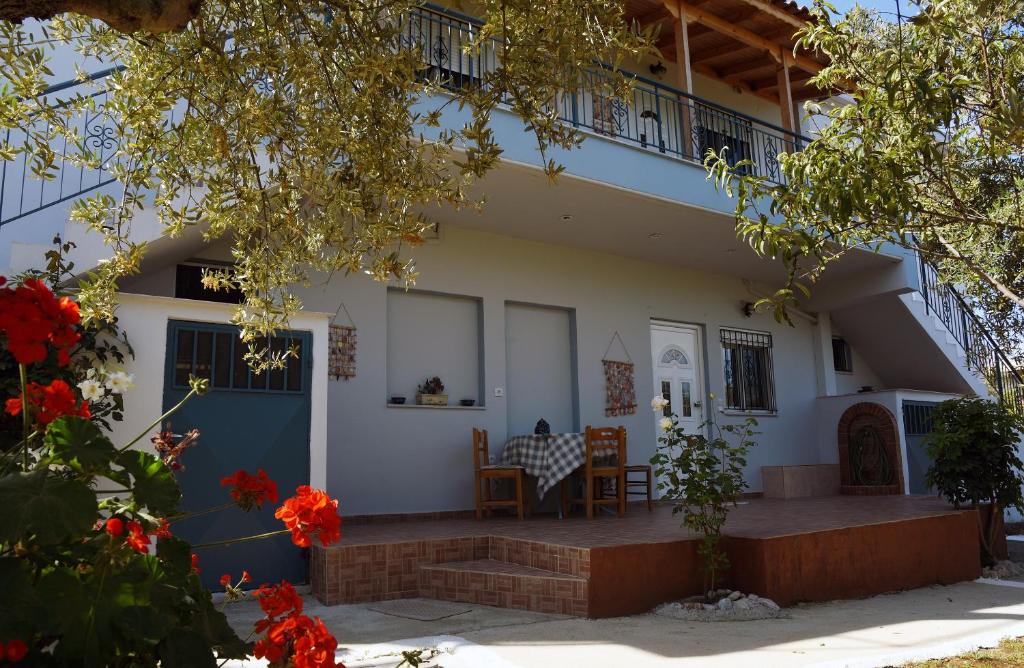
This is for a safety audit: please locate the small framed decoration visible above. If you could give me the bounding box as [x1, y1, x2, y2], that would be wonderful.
[602, 331, 636, 417]
[329, 301, 357, 381]
[329, 325, 357, 380]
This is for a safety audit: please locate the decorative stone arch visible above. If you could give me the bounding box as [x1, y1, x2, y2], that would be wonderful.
[837, 402, 904, 495]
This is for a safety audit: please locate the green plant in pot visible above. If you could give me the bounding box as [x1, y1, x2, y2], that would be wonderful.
[924, 397, 1024, 566]
[416, 376, 447, 406]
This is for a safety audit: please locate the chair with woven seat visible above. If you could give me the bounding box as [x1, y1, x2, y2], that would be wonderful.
[562, 425, 626, 519]
[624, 464, 653, 511]
[473, 428, 526, 520]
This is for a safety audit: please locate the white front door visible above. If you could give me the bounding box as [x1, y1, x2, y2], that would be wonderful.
[650, 322, 705, 434]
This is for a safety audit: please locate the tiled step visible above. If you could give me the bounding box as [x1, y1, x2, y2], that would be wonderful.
[418, 558, 588, 616]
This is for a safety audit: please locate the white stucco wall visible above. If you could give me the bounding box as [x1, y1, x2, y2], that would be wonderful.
[121, 224, 839, 514]
[105, 294, 330, 489]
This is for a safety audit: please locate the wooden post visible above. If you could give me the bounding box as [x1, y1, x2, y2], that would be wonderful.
[776, 52, 796, 151]
[674, 1, 695, 158]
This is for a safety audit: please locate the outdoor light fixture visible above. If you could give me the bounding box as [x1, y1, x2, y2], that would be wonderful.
[742, 302, 755, 318]
[640, 109, 660, 122]
[560, 214, 573, 222]
[649, 61, 667, 77]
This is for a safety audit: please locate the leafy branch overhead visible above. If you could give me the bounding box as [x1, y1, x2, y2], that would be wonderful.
[0, 0, 654, 365]
[707, 0, 1024, 348]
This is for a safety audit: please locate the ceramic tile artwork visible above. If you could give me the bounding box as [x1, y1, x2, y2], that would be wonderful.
[328, 325, 356, 380]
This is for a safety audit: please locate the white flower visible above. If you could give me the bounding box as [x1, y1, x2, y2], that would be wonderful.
[651, 396, 669, 412]
[659, 417, 674, 433]
[77, 378, 104, 401]
[104, 371, 135, 394]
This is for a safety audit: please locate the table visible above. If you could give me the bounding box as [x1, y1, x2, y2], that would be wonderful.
[500, 433, 587, 499]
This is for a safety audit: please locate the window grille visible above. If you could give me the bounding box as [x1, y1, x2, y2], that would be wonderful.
[832, 337, 853, 373]
[720, 328, 776, 412]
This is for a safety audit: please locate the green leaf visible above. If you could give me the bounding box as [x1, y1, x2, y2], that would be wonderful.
[45, 415, 117, 473]
[117, 450, 181, 515]
[116, 605, 172, 644]
[158, 629, 218, 668]
[0, 470, 97, 545]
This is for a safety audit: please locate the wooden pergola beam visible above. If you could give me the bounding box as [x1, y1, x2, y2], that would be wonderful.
[664, 0, 822, 75]
[732, 0, 808, 30]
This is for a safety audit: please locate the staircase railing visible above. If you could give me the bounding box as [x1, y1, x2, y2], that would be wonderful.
[918, 254, 1024, 413]
[0, 66, 123, 229]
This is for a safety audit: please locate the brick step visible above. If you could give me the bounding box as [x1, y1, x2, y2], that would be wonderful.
[418, 559, 588, 616]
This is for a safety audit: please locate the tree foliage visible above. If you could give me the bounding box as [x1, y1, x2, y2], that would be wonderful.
[708, 0, 1024, 352]
[1, 0, 651, 365]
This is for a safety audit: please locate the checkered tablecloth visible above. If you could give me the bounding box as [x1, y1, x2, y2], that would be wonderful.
[500, 433, 587, 499]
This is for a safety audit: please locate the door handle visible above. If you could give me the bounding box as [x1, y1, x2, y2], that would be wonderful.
[693, 401, 702, 408]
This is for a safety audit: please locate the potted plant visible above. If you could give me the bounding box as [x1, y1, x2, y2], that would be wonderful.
[416, 376, 448, 406]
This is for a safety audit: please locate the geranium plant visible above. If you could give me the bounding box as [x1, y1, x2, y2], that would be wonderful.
[650, 396, 757, 596]
[0, 269, 345, 666]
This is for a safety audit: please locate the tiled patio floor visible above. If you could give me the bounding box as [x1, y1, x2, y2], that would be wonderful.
[340, 495, 965, 547]
[313, 495, 981, 617]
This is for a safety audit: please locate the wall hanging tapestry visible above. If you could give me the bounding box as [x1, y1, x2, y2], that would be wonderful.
[329, 302, 357, 381]
[602, 331, 636, 417]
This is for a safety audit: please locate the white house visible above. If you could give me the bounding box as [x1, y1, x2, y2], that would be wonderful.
[2, 0, 1019, 592]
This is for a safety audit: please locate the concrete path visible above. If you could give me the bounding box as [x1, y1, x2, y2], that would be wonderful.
[223, 580, 1024, 667]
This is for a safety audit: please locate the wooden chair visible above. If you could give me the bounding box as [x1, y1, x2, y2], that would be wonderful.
[624, 464, 653, 511]
[472, 428, 526, 520]
[562, 426, 626, 519]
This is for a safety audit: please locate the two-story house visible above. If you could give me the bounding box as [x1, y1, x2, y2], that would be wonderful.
[2, 0, 1018, 614]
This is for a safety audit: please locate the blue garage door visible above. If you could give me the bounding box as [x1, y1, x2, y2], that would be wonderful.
[162, 320, 312, 589]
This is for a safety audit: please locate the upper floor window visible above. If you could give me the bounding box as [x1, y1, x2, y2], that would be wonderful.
[832, 337, 853, 373]
[175, 263, 242, 304]
[720, 328, 776, 412]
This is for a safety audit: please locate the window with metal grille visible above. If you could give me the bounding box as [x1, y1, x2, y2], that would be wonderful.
[171, 325, 305, 393]
[832, 337, 853, 373]
[720, 328, 776, 412]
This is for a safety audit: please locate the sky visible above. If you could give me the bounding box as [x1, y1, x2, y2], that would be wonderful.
[821, 0, 915, 20]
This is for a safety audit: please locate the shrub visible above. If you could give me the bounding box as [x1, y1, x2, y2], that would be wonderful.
[0, 268, 344, 666]
[650, 396, 757, 596]
[925, 396, 1024, 566]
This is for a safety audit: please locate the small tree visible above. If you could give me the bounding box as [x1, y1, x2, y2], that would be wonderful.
[925, 397, 1024, 566]
[650, 397, 757, 597]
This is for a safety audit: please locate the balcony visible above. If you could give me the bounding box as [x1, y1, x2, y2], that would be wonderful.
[405, 5, 807, 187]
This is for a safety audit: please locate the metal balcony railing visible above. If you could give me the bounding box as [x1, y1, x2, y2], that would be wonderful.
[1, 5, 807, 230]
[919, 254, 1024, 413]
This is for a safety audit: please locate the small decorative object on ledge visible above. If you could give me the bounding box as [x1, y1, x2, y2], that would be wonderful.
[328, 301, 357, 381]
[417, 376, 448, 406]
[534, 418, 550, 435]
[390, 396, 406, 405]
[602, 331, 636, 417]
[459, 399, 476, 407]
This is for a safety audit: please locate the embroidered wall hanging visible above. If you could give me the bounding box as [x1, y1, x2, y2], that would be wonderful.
[328, 325, 357, 380]
[328, 301, 357, 381]
[602, 331, 636, 417]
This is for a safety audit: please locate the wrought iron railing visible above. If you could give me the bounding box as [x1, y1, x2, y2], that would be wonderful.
[918, 254, 1024, 413]
[403, 5, 807, 184]
[1, 5, 807, 230]
[0, 66, 124, 229]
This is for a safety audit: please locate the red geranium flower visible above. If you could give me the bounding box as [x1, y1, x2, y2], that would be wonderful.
[152, 518, 173, 539]
[0, 277, 80, 366]
[191, 553, 201, 574]
[253, 582, 338, 668]
[5, 379, 90, 428]
[124, 520, 151, 554]
[221, 469, 279, 511]
[2, 639, 28, 663]
[274, 486, 341, 548]
[105, 518, 124, 538]
[220, 574, 232, 587]
[242, 570, 252, 584]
